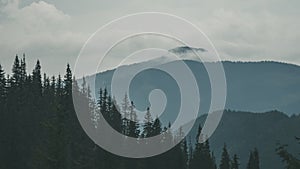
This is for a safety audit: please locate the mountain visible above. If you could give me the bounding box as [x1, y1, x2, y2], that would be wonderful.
[187, 110, 300, 169]
[77, 50, 300, 168]
[83, 60, 300, 118]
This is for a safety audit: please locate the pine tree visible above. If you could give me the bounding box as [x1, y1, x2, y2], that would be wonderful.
[189, 125, 203, 169]
[128, 101, 140, 137]
[203, 139, 216, 169]
[162, 122, 172, 147]
[0, 64, 6, 107]
[253, 148, 260, 169]
[81, 76, 87, 96]
[142, 107, 153, 138]
[64, 63, 72, 98]
[219, 144, 231, 169]
[110, 97, 122, 133]
[121, 93, 130, 135]
[173, 127, 188, 169]
[122, 93, 130, 119]
[188, 136, 193, 168]
[152, 118, 162, 136]
[20, 54, 27, 83]
[231, 154, 239, 169]
[0, 64, 7, 169]
[11, 55, 21, 86]
[276, 138, 300, 169]
[100, 88, 109, 121]
[190, 125, 215, 169]
[56, 74, 63, 98]
[190, 125, 216, 169]
[247, 148, 260, 169]
[32, 60, 42, 97]
[180, 138, 189, 169]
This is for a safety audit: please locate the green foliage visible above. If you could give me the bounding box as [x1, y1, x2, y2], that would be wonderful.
[247, 148, 260, 169]
[220, 144, 231, 169]
[0, 56, 266, 169]
[231, 154, 240, 169]
[189, 125, 216, 169]
[276, 138, 300, 169]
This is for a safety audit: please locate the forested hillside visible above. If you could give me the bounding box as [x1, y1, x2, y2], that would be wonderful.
[84, 60, 300, 117]
[0, 55, 299, 169]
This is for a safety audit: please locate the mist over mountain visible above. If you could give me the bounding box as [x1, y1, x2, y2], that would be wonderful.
[81, 58, 300, 169]
[79, 46, 300, 168]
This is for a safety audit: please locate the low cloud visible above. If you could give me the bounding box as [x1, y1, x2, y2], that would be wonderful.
[0, 0, 87, 75]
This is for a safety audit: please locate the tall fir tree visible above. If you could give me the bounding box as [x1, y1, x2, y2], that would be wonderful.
[0, 64, 6, 107]
[190, 125, 215, 169]
[20, 54, 27, 83]
[127, 101, 140, 137]
[276, 138, 300, 169]
[231, 154, 240, 169]
[142, 107, 153, 138]
[247, 148, 260, 169]
[11, 55, 21, 86]
[0, 64, 7, 169]
[220, 144, 231, 169]
[32, 60, 42, 96]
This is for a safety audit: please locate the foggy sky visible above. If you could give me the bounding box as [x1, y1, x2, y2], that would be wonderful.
[0, 0, 299, 75]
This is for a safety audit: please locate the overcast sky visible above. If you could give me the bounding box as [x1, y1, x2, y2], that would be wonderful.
[0, 0, 299, 75]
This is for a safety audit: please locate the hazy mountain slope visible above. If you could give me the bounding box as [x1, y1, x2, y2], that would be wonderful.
[81, 60, 300, 168]
[85, 60, 300, 117]
[188, 110, 300, 169]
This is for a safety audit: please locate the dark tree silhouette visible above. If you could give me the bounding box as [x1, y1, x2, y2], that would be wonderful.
[0, 56, 265, 169]
[231, 154, 240, 169]
[220, 144, 231, 169]
[276, 137, 300, 169]
[247, 148, 260, 169]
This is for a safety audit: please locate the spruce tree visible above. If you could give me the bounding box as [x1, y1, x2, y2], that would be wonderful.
[253, 148, 260, 169]
[276, 138, 300, 169]
[0, 64, 7, 169]
[247, 148, 260, 169]
[121, 93, 130, 135]
[0, 64, 6, 107]
[110, 97, 122, 133]
[128, 101, 140, 137]
[142, 107, 153, 138]
[231, 154, 239, 169]
[20, 54, 27, 83]
[219, 144, 231, 169]
[32, 60, 42, 96]
[190, 125, 215, 169]
[11, 55, 21, 86]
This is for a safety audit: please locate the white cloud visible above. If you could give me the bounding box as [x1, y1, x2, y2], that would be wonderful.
[198, 9, 300, 63]
[0, 0, 87, 75]
[0, 0, 299, 75]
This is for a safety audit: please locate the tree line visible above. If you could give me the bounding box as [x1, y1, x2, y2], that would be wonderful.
[1, 55, 295, 169]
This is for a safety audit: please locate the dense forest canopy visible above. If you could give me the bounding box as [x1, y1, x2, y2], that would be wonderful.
[0, 55, 299, 169]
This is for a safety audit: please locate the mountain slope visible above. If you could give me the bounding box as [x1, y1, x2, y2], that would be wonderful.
[188, 110, 300, 169]
[84, 60, 300, 117]
[80, 59, 300, 168]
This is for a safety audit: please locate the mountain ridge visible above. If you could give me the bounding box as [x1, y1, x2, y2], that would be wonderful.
[187, 109, 300, 169]
[81, 60, 300, 116]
